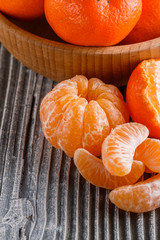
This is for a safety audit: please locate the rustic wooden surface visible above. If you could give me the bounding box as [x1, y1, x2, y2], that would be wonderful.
[0, 44, 160, 240]
[0, 13, 160, 86]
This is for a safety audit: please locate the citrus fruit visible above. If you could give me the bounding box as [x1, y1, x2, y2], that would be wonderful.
[44, 0, 142, 46]
[102, 122, 149, 176]
[109, 174, 160, 213]
[74, 148, 145, 190]
[122, 0, 160, 44]
[40, 75, 129, 157]
[0, 0, 44, 19]
[134, 138, 160, 173]
[126, 59, 160, 138]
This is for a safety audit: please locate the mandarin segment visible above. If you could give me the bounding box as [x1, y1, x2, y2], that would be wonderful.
[97, 98, 126, 129]
[71, 75, 89, 98]
[50, 80, 78, 101]
[134, 138, 160, 173]
[82, 100, 110, 156]
[126, 59, 160, 138]
[94, 85, 124, 101]
[74, 148, 145, 190]
[87, 78, 105, 101]
[57, 98, 88, 157]
[102, 123, 149, 176]
[97, 92, 129, 122]
[41, 94, 78, 148]
[109, 174, 160, 213]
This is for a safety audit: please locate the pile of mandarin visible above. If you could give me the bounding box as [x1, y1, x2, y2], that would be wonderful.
[40, 59, 160, 213]
[0, 0, 160, 46]
[2, 0, 160, 214]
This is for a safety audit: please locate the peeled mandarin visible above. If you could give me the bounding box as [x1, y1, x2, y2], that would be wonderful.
[40, 75, 129, 157]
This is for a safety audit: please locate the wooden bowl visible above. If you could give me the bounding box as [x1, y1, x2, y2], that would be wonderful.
[0, 13, 160, 86]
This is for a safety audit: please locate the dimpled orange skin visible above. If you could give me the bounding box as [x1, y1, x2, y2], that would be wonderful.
[0, 0, 44, 20]
[40, 75, 129, 157]
[44, 0, 142, 46]
[109, 174, 160, 213]
[126, 59, 160, 139]
[122, 0, 160, 44]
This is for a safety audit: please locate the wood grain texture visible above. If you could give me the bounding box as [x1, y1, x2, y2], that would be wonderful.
[0, 44, 160, 240]
[0, 13, 160, 86]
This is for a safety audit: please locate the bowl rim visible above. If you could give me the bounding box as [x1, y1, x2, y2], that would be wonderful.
[0, 12, 160, 55]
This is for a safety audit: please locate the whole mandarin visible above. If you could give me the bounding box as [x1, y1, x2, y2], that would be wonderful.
[0, 0, 44, 20]
[44, 0, 142, 46]
[126, 59, 160, 138]
[122, 0, 160, 43]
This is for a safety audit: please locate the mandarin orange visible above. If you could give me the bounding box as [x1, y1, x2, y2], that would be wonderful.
[44, 0, 142, 46]
[122, 0, 160, 44]
[74, 148, 145, 190]
[102, 122, 149, 176]
[126, 59, 160, 138]
[40, 75, 129, 157]
[109, 174, 160, 213]
[0, 0, 44, 19]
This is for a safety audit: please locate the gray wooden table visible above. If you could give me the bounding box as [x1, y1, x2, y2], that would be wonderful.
[0, 43, 160, 240]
